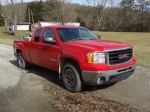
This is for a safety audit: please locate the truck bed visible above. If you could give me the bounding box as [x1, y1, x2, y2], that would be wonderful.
[14, 40, 31, 63]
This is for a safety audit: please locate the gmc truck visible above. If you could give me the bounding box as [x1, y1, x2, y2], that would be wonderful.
[13, 26, 137, 92]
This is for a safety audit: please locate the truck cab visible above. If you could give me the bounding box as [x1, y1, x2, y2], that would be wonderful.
[13, 26, 137, 92]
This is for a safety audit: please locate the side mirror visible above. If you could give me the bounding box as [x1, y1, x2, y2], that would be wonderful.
[97, 35, 101, 39]
[43, 37, 56, 44]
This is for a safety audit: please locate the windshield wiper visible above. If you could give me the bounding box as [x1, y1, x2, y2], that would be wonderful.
[66, 38, 87, 42]
[89, 38, 99, 40]
[65, 38, 99, 42]
[71, 38, 87, 41]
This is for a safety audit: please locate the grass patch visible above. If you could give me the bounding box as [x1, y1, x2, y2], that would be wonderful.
[0, 27, 149, 67]
[0, 27, 31, 45]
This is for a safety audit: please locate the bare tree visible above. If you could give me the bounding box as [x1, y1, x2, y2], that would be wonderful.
[0, 0, 26, 35]
[1, 0, 27, 23]
[135, 0, 147, 31]
[86, 0, 108, 30]
[42, 0, 77, 24]
[10, 0, 14, 5]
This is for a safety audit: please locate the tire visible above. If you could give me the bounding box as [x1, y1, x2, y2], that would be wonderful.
[17, 52, 29, 69]
[62, 63, 83, 92]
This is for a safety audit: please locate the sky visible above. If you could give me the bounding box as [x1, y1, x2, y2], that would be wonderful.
[24, 0, 86, 5]
[72, 0, 86, 4]
[23, 0, 121, 6]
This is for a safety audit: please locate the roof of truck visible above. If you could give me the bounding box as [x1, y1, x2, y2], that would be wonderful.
[41, 25, 85, 28]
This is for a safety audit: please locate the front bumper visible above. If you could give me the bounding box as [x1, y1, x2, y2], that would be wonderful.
[81, 64, 135, 85]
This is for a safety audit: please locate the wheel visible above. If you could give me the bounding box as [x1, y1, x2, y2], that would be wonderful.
[62, 63, 83, 92]
[17, 52, 29, 69]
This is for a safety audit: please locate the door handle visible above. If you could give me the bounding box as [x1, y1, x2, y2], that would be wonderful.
[39, 47, 43, 50]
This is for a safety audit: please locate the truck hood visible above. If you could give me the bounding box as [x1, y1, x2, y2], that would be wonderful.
[63, 39, 132, 51]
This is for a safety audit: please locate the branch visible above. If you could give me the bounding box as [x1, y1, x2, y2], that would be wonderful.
[1, 14, 14, 22]
[1, 14, 5, 18]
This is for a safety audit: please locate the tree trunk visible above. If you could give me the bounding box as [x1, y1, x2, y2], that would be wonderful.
[4, 18, 8, 31]
[97, 6, 105, 31]
[14, 15, 17, 37]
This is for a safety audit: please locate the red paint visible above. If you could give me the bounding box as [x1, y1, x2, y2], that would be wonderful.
[13, 26, 137, 72]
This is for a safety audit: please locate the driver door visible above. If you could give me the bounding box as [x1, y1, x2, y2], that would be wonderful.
[38, 28, 60, 71]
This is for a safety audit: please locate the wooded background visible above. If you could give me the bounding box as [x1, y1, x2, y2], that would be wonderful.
[0, 0, 150, 32]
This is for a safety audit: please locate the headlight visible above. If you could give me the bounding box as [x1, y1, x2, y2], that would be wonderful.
[87, 52, 105, 64]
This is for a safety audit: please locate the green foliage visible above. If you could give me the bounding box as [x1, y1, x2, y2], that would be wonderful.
[0, 17, 4, 26]
[0, 3, 4, 26]
[76, 16, 86, 27]
[42, 0, 60, 21]
[75, 8, 84, 13]
[26, 1, 44, 23]
[80, 21, 86, 27]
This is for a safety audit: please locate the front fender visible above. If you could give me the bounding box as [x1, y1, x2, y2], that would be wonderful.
[60, 48, 86, 69]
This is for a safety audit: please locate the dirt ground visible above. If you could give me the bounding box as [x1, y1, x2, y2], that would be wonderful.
[43, 66, 150, 112]
[0, 44, 150, 112]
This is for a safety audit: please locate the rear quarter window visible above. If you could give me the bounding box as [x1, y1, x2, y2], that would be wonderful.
[34, 28, 42, 42]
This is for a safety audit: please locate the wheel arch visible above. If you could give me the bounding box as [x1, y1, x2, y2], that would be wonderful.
[16, 49, 22, 56]
[59, 57, 82, 80]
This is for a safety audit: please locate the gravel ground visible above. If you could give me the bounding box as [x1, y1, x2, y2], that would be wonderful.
[0, 44, 150, 112]
[0, 44, 57, 112]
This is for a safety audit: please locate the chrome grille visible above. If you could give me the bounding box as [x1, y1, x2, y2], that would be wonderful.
[107, 48, 133, 66]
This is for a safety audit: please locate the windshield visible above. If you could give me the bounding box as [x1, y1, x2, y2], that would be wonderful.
[57, 28, 98, 42]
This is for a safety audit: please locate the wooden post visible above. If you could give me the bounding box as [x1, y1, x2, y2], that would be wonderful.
[14, 15, 17, 37]
[28, 8, 30, 23]
[31, 10, 34, 24]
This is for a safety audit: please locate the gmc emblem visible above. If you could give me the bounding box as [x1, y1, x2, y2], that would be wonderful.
[118, 53, 129, 59]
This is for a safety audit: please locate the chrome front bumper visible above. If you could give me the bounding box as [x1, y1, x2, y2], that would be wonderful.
[81, 65, 136, 85]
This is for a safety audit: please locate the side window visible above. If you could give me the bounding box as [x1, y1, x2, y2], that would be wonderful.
[34, 28, 42, 43]
[43, 28, 56, 43]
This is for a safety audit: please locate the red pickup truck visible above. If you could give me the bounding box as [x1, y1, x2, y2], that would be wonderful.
[13, 26, 136, 92]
